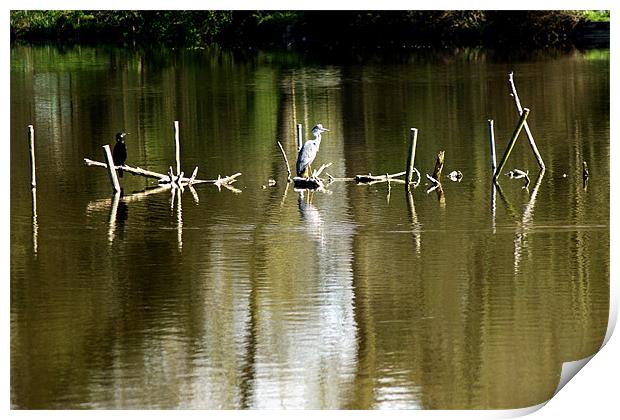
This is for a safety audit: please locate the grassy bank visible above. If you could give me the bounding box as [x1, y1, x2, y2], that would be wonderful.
[10, 10, 609, 50]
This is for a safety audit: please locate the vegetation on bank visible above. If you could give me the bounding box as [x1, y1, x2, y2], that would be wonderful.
[10, 10, 610, 50]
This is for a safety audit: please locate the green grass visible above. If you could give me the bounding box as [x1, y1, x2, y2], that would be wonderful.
[579, 10, 610, 22]
[9, 10, 609, 49]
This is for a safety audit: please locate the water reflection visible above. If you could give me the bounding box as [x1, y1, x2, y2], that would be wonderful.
[31, 187, 38, 256]
[406, 190, 421, 256]
[513, 169, 545, 273]
[175, 188, 183, 252]
[107, 192, 121, 244]
[491, 182, 497, 234]
[10, 45, 609, 409]
[298, 192, 324, 245]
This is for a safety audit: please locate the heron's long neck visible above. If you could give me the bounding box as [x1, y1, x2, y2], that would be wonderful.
[314, 133, 322, 148]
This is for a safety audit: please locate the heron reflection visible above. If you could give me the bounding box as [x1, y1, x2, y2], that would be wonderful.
[298, 191, 324, 245]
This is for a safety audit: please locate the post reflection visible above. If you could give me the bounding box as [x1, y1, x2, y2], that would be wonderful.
[107, 192, 120, 244]
[406, 190, 422, 256]
[176, 187, 183, 252]
[513, 169, 545, 273]
[31, 187, 38, 256]
[107, 192, 129, 245]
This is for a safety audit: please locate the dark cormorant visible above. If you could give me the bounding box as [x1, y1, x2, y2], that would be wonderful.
[113, 132, 127, 177]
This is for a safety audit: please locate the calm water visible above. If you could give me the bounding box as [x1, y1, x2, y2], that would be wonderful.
[10, 45, 609, 409]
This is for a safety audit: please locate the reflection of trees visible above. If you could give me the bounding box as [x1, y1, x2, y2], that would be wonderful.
[10, 46, 609, 409]
[237, 66, 358, 409]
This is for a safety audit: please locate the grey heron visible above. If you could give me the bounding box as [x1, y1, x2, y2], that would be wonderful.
[296, 123, 330, 178]
[113, 132, 128, 177]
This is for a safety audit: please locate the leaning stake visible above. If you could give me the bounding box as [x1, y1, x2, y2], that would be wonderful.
[28, 125, 36, 188]
[508, 72, 545, 170]
[103, 144, 121, 193]
[488, 119, 497, 174]
[406, 128, 418, 186]
[493, 108, 530, 182]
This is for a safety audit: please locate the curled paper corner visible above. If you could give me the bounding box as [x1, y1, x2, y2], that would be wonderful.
[491, 401, 547, 419]
[602, 272, 618, 348]
[554, 355, 595, 396]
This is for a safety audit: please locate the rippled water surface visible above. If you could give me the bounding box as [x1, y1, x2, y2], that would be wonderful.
[10, 45, 609, 409]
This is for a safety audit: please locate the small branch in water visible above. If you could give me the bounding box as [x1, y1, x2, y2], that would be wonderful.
[212, 173, 243, 188]
[354, 171, 406, 184]
[215, 178, 243, 193]
[505, 169, 531, 189]
[84, 157, 241, 187]
[312, 162, 332, 178]
[324, 173, 354, 183]
[85, 158, 164, 180]
[426, 173, 440, 185]
[431, 150, 445, 180]
[189, 166, 199, 184]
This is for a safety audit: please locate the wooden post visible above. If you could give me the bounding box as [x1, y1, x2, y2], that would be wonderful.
[508, 72, 545, 170]
[432, 150, 445, 180]
[174, 120, 181, 176]
[28, 125, 36, 188]
[493, 108, 530, 182]
[103, 144, 121, 193]
[488, 119, 497, 174]
[406, 128, 418, 187]
[297, 124, 303, 152]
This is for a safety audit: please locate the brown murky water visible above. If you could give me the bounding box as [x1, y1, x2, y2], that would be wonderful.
[10, 45, 609, 409]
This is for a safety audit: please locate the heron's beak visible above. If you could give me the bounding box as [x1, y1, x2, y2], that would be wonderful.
[322, 127, 330, 132]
